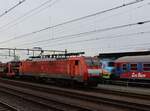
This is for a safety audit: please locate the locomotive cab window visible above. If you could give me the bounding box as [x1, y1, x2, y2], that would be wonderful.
[75, 60, 79, 65]
[130, 64, 137, 71]
[143, 64, 150, 71]
[85, 58, 99, 66]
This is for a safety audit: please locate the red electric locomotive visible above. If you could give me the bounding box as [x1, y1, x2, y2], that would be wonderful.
[18, 52, 101, 86]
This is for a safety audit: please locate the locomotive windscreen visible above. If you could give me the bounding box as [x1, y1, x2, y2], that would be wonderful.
[85, 58, 99, 66]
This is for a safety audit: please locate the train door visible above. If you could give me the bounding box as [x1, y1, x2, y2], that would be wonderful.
[69, 60, 80, 78]
[74, 60, 80, 75]
[70, 60, 76, 77]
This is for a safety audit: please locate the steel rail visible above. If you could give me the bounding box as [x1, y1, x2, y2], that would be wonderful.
[0, 78, 149, 111]
[0, 79, 93, 111]
[0, 101, 18, 111]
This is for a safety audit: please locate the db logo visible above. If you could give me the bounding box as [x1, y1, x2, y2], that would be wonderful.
[131, 72, 146, 78]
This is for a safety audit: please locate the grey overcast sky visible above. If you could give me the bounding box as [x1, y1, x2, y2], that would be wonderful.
[0, 0, 150, 61]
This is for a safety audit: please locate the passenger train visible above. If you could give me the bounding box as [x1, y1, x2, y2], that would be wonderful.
[115, 55, 150, 81]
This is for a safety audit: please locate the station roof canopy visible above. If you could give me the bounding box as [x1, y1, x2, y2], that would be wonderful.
[98, 51, 150, 59]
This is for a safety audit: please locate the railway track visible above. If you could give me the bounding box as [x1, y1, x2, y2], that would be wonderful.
[0, 101, 18, 111]
[101, 79, 150, 88]
[0, 78, 149, 111]
[91, 87, 150, 100]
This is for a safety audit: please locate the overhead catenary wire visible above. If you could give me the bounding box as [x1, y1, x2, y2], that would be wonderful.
[113, 42, 150, 51]
[0, 0, 145, 45]
[0, 47, 65, 53]
[0, 0, 26, 18]
[35, 30, 150, 48]
[0, 0, 59, 32]
[12, 1, 150, 47]
[118, 41, 150, 48]
[0, 47, 66, 60]
[47, 0, 145, 27]
[63, 41, 150, 54]
[1, 19, 150, 47]
[13, 20, 150, 47]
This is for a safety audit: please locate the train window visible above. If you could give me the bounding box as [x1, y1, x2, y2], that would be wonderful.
[75, 60, 79, 65]
[143, 64, 150, 71]
[116, 64, 120, 70]
[108, 62, 114, 67]
[130, 64, 137, 71]
[122, 64, 127, 71]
